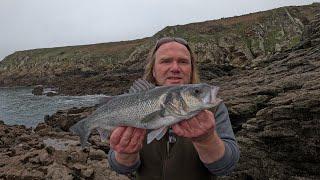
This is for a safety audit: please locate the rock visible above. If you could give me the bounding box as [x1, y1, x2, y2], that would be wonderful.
[219, 14, 320, 179]
[32, 85, 44, 95]
[38, 150, 52, 165]
[87, 159, 130, 180]
[82, 167, 94, 178]
[46, 163, 73, 180]
[45, 146, 55, 155]
[0, 121, 132, 180]
[44, 106, 96, 131]
[19, 168, 45, 180]
[33, 122, 52, 133]
[66, 150, 88, 163]
[71, 163, 94, 178]
[89, 148, 107, 160]
[43, 138, 78, 151]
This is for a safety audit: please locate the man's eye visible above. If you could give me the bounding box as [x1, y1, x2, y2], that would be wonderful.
[179, 60, 190, 64]
[161, 59, 171, 64]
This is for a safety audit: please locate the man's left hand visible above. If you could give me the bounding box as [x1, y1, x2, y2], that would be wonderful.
[172, 110, 215, 142]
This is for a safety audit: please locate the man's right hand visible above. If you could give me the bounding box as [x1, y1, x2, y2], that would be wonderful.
[110, 126, 146, 166]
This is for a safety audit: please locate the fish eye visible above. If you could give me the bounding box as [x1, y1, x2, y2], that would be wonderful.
[194, 88, 201, 94]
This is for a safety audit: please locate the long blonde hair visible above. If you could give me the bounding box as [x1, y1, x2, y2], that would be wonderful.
[143, 37, 200, 84]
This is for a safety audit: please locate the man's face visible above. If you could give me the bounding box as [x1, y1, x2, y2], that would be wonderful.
[153, 42, 192, 86]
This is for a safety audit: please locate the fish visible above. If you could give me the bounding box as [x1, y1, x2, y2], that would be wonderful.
[69, 79, 222, 147]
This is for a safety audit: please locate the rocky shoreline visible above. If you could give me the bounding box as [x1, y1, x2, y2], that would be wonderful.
[0, 4, 319, 180]
[0, 107, 131, 180]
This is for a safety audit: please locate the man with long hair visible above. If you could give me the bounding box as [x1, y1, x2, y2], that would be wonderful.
[108, 37, 239, 179]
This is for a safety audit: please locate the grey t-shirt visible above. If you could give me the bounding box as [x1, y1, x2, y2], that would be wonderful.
[108, 102, 240, 175]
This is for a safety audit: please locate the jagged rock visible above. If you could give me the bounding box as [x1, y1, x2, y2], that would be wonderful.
[89, 148, 107, 161]
[33, 122, 52, 133]
[46, 163, 73, 180]
[71, 163, 94, 178]
[217, 13, 320, 179]
[44, 106, 96, 131]
[0, 122, 130, 180]
[66, 150, 88, 163]
[38, 149, 52, 165]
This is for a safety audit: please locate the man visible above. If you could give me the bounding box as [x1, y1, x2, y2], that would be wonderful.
[108, 37, 239, 179]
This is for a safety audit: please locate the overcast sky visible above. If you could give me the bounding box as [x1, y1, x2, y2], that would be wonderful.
[0, 0, 318, 61]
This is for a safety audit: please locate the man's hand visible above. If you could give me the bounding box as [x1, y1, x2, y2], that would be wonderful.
[110, 126, 146, 166]
[172, 110, 215, 142]
[172, 110, 225, 164]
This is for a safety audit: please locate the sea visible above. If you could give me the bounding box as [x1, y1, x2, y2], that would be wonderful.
[0, 86, 105, 128]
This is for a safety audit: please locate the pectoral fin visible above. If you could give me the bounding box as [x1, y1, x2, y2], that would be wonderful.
[147, 126, 168, 144]
[141, 109, 165, 123]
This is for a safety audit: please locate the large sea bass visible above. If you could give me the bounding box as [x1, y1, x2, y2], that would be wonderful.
[70, 79, 222, 147]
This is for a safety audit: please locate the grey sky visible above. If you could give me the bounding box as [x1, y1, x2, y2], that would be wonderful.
[0, 0, 318, 61]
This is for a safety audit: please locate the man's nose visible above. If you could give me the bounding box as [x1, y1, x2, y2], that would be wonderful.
[170, 61, 181, 73]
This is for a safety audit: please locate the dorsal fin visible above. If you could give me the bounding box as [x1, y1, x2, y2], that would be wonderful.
[128, 79, 155, 93]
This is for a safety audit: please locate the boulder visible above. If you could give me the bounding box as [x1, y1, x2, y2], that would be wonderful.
[32, 85, 44, 95]
[44, 106, 96, 131]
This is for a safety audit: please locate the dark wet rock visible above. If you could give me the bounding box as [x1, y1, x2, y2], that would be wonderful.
[33, 122, 52, 133]
[66, 150, 88, 164]
[89, 148, 107, 161]
[71, 163, 94, 178]
[32, 85, 44, 95]
[45, 146, 55, 155]
[44, 106, 96, 131]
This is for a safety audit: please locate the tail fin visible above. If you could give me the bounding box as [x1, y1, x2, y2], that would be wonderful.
[69, 120, 91, 148]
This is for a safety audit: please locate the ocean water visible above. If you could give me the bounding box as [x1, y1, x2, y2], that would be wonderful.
[0, 87, 105, 128]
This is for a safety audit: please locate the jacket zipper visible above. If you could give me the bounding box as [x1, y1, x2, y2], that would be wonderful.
[162, 136, 169, 180]
[163, 128, 176, 180]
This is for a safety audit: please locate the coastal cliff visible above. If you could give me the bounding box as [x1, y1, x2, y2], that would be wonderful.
[0, 3, 319, 95]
